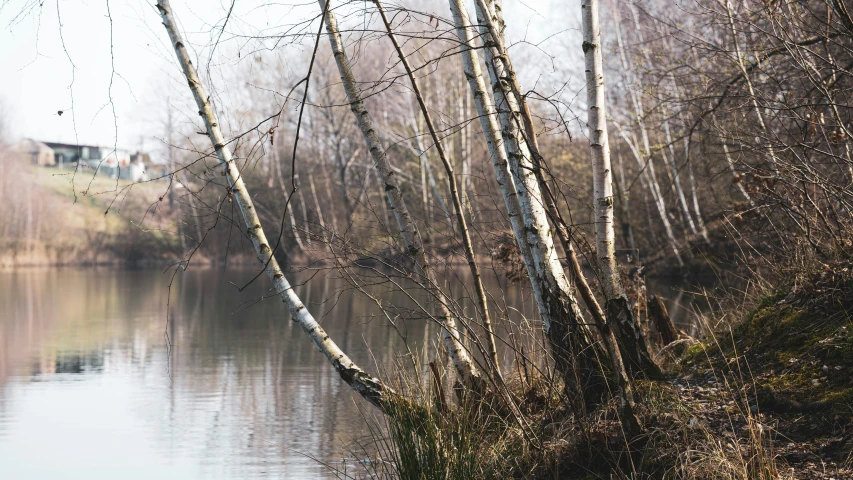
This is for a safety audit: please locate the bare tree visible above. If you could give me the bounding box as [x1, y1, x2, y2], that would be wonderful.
[318, 0, 484, 390]
[156, 0, 395, 410]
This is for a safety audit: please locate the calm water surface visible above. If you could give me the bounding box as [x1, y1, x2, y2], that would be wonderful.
[0, 267, 701, 479]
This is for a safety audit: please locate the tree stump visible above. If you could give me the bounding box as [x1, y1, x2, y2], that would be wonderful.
[647, 295, 680, 346]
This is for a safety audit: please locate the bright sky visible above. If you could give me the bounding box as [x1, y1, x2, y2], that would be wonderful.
[0, 0, 569, 158]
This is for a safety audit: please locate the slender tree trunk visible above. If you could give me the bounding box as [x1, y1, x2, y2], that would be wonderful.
[411, 117, 455, 235]
[459, 90, 474, 218]
[377, 0, 502, 382]
[447, 0, 541, 333]
[627, 5, 699, 239]
[582, 0, 658, 394]
[459, 0, 607, 407]
[618, 127, 684, 264]
[685, 158, 708, 240]
[477, 0, 655, 386]
[319, 0, 483, 389]
[420, 151, 432, 241]
[371, 166, 391, 230]
[662, 117, 698, 235]
[668, 73, 710, 243]
[156, 0, 392, 409]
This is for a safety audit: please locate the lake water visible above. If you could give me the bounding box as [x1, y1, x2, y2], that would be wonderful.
[0, 267, 701, 479]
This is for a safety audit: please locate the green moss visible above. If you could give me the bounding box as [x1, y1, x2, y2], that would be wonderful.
[704, 281, 853, 414]
[753, 290, 786, 311]
[822, 388, 853, 409]
[684, 342, 708, 361]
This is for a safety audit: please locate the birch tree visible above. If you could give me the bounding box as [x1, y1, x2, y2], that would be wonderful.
[582, 0, 659, 379]
[447, 0, 609, 406]
[155, 0, 394, 410]
[613, 6, 684, 266]
[627, 4, 701, 240]
[723, 0, 779, 174]
[317, 0, 484, 390]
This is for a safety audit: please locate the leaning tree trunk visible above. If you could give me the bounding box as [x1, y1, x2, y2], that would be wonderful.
[376, 2, 502, 382]
[478, 0, 649, 388]
[446, 0, 545, 340]
[662, 115, 699, 236]
[581, 0, 657, 413]
[666, 71, 710, 243]
[472, 0, 654, 401]
[156, 0, 393, 410]
[318, 0, 483, 390]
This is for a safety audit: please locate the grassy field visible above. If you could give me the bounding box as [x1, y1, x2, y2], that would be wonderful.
[0, 165, 180, 267]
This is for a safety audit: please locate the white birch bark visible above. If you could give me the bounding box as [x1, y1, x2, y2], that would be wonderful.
[685, 159, 709, 241]
[472, 0, 574, 307]
[458, 90, 474, 218]
[318, 0, 482, 388]
[616, 127, 684, 264]
[476, 0, 648, 415]
[583, 0, 620, 302]
[156, 0, 391, 409]
[626, 5, 699, 238]
[466, 0, 607, 403]
[668, 73, 710, 243]
[446, 0, 544, 321]
[420, 150, 430, 237]
[662, 116, 698, 235]
[580, 0, 657, 406]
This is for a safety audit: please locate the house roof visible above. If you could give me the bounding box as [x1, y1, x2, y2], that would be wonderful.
[42, 141, 101, 151]
[17, 138, 52, 152]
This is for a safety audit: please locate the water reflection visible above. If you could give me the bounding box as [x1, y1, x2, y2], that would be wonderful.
[0, 267, 541, 479]
[0, 269, 371, 478]
[0, 268, 703, 479]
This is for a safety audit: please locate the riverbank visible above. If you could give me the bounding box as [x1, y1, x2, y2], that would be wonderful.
[563, 259, 853, 478]
[668, 259, 853, 478]
[560, 259, 851, 478]
[0, 166, 178, 267]
[363, 259, 853, 479]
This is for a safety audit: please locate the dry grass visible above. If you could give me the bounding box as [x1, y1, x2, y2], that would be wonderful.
[328, 259, 853, 479]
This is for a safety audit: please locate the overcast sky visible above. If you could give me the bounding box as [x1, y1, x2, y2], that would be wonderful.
[0, 0, 571, 157]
